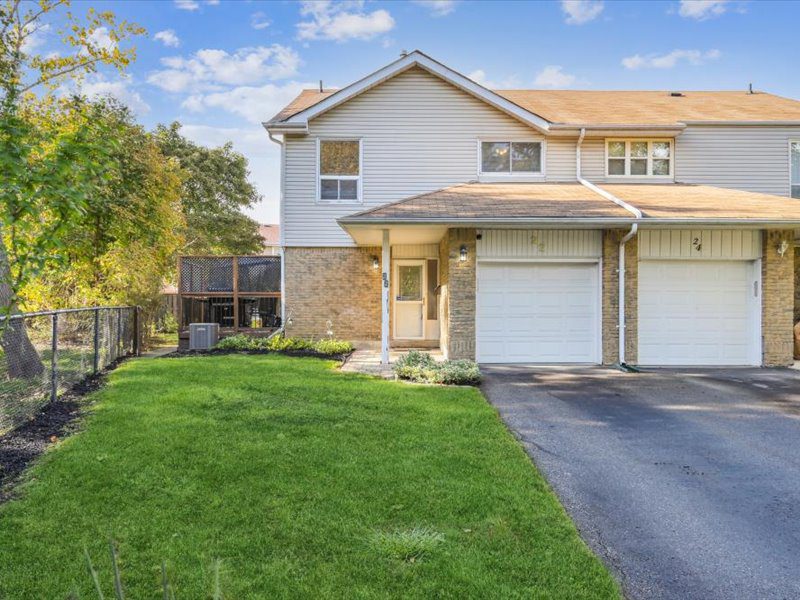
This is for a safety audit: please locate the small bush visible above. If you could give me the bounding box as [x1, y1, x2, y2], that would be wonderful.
[393, 351, 481, 386]
[158, 312, 179, 334]
[213, 335, 353, 357]
[214, 334, 260, 350]
[371, 527, 445, 563]
[313, 338, 355, 356]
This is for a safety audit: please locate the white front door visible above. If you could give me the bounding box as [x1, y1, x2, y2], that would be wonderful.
[476, 262, 600, 363]
[638, 260, 759, 366]
[394, 260, 425, 339]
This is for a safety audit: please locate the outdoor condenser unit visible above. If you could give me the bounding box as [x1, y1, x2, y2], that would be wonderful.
[189, 323, 219, 350]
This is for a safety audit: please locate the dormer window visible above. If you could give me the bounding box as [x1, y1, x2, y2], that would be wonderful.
[606, 139, 673, 178]
[480, 141, 543, 176]
[318, 139, 361, 202]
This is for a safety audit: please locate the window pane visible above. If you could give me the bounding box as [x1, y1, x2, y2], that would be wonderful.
[652, 142, 670, 158]
[339, 179, 358, 200]
[792, 142, 800, 190]
[320, 178, 339, 199]
[608, 141, 626, 158]
[426, 259, 438, 320]
[320, 140, 359, 175]
[481, 142, 510, 172]
[792, 185, 800, 200]
[630, 159, 647, 175]
[608, 158, 625, 175]
[652, 159, 670, 176]
[511, 142, 541, 172]
[398, 265, 422, 301]
[631, 142, 648, 158]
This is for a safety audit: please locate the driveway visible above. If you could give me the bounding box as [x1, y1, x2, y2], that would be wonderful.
[482, 366, 800, 600]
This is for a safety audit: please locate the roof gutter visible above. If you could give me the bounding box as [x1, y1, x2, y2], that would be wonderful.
[262, 121, 309, 135]
[576, 127, 643, 369]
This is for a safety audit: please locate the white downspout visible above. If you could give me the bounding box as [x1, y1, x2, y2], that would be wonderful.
[267, 131, 287, 328]
[576, 128, 642, 366]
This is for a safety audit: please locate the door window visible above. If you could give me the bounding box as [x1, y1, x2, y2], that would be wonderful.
[398, 265, 422, 301]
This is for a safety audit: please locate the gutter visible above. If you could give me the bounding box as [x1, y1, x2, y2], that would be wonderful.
[266, 130, 287, 327]
[576, 128, 643, 369]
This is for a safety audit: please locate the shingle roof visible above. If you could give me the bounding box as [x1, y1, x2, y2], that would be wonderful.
[342, 183, 634, 221]
[269, 88, 800, 126]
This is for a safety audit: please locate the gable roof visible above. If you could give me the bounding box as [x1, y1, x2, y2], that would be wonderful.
[266, 51, 800, 128]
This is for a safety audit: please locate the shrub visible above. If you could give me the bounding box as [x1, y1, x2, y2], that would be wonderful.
[158, 312, 179, 334]
[393, 351, 481, 386]
[313, 338, 355, 356]
[214, 334, 260, 351]
[213, 335, 353, 357]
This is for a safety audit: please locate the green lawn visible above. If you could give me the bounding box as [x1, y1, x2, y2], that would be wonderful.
[0, 355, 619, 599]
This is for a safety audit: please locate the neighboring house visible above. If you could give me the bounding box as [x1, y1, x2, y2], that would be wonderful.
[259, 224, 281, 255]
[264, 50, 800, 367]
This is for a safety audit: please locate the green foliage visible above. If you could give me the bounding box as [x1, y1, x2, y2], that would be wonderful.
[393, 350, 481, 385]
[154, 122, 263, 256]
[370, 527, 445, 563]
[0, 355, 619, 597]
[213, 334, 354, 356]
[157, 312, 179, 334]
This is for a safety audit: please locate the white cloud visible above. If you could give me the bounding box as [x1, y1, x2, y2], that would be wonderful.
[79, 75, 150, 115]
[678, 0, 729, 20]
[251, 11, 271, 30]
[86, 27, 116, 52]
[21, 23, 50, 54]
[181, 80, 315, 124]
[561, 0, 604, 24]
[468, 69, 521, 89]
[412, 0, 457, 17]
[533, 65, 577, 88]
[175, 0, 199, 10]
[147, 45, 301, 93]
[297, 1, 395, 42]
[622, 48, 721, 70]
[154, 29, 180, 47]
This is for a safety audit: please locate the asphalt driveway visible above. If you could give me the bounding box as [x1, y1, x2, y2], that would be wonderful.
[482, 366, 800, 600]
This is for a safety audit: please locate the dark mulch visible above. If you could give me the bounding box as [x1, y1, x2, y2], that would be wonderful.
[162, 348, 353, 361]
[0, 359, 126, 503]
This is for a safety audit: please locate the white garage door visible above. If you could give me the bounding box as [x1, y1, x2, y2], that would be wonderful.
[639, 260, 758, 366]
[476, 262, 599, 363]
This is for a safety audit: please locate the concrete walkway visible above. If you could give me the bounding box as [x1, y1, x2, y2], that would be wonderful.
[482, 365, 800, 600]
[341, 348, 444, 377]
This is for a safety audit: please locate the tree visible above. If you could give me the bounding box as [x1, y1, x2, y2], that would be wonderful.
[0, 0, 143, 377]
[155, 123, 264, 256]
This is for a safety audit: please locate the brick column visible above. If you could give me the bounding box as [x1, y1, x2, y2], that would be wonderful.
[601, 229, 638, 365]
[761, 230, 795, 366]
[446, 228, 476, 360]
[794, 246, 800, 325]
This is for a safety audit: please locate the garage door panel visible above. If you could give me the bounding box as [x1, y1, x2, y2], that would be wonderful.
[639, 260, 757, 366]
[477, 262, 599, 363]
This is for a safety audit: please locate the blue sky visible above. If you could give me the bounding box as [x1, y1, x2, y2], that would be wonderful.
[44, 0, 800, 223]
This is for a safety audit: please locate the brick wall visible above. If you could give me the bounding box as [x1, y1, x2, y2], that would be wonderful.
[438, 236, 450, 357]
[445, 228, 476, 360]
[602, 230, 638, 365]
[761, 230, 795, 366]
[794, 246, 800, 324]
[283, 247, 381, 341]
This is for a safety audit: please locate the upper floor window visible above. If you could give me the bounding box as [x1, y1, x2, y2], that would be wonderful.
[480, 141, 542, 175]
[791, 141, 800, 199]
[606, 139, 672, 177]
[318, 139, 361, 202]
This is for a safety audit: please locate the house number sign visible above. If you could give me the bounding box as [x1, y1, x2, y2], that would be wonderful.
[382, 272, 389, 288]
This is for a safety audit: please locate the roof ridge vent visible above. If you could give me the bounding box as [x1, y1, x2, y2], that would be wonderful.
[669, 91, 685, 97]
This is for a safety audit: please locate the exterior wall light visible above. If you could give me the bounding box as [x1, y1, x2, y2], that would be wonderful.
[459, 244, 468, 262]
[777, 240, 789, 257]
[372, 256, 380, 270]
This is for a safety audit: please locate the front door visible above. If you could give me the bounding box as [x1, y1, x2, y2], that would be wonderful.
[394, 260, 425, 339]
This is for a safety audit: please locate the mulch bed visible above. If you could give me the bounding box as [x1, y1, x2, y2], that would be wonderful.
[0, 359, 127, 504]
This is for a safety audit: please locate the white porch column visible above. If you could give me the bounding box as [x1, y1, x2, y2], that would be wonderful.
[381, 229, 390, 364]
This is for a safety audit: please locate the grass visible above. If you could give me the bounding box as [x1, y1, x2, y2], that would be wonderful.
[0, 355, 619, 599]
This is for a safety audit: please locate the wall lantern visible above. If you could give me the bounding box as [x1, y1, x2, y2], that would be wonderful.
[371, 256, 380, 270]
[777, 240, 789, 257]
[459, 244, 468, 262]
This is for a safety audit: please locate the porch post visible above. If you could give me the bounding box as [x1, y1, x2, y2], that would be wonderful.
[381, 229, 390, 364]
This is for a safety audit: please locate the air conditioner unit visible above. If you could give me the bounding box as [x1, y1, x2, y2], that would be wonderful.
[189, 323, 219, 350]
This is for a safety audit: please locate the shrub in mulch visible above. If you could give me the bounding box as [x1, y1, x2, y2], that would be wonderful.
[164, 335, 355, 361]
[0, 358, 128, 503]
[393, 351, 481, 386]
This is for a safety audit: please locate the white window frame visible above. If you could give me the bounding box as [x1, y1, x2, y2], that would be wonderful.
[477, 139, 546, 181]
[605, 139, 674, 179]
[316, 137, 363, 204]
[790, 140, 800, 199]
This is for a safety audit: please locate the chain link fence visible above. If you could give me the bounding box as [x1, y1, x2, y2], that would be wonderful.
[0, 306, 140, 435]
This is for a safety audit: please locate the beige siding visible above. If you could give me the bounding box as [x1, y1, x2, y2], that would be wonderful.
[638, 230, 762, 260]
[285, 67, 558, 246]
[477, 229, 602, 259]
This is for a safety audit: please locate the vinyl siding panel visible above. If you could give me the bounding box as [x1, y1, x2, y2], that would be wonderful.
[477, 230, 602, 259]
[639, 229, 762, 260]
[284, 67, 553, 246]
